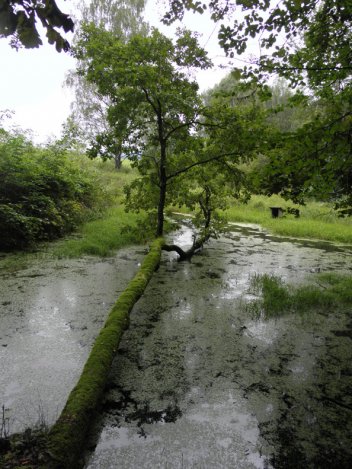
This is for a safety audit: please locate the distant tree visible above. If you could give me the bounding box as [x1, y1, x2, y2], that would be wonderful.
[78, 0, 147, 37]
[65, 0, 148, 169]
[0, 0, 74, 51]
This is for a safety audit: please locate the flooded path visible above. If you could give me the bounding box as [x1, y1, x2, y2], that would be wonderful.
[0, 247, 145, 433]
[84, 224, 352, 469]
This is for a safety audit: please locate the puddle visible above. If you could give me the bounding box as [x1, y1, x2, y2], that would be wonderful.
[84, 224, 352, 468]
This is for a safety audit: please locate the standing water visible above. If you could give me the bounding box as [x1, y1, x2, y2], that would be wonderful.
[1, 224, 351, 468]
[84, 224, 352, 469]
[0, 247, 145, 433]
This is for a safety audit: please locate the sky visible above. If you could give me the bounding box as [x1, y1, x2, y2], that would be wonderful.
[0, 0, 234, 143]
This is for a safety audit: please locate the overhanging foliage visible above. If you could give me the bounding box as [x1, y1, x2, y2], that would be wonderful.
[0, 0, 74, 51]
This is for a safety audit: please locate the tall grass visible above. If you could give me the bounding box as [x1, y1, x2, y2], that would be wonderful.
[49, 159, 156, 257]
[224, 195, 352, 244]
[52, 206, 149, 258]
[82, 158, 137, 203]
[246, 273, 352, 318]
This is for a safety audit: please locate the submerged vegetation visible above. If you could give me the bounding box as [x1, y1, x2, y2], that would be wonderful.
[246, 273, 352, 318]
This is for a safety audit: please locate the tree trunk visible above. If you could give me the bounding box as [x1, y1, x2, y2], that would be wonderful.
[156, 179, 166, 237]
[114, 151, 122, 170]
[156, 132, 167, 237]
[114, 148, 122, 171]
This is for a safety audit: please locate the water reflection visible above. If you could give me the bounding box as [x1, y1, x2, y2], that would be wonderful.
[86, 223, 352, 468]
[0, 250, 143, 433]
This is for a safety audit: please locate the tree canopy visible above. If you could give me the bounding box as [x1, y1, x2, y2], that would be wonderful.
[164, 0, 352, 215]
[75, 25, 213, 235]
[164, 1, 351, 75]
[0, 0, 74, 51]
[74, 25, 269, 244]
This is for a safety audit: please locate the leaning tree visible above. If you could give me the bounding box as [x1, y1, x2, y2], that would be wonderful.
[74, 25, 212, 237]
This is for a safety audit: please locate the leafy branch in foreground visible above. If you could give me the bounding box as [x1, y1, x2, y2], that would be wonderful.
[0, 0, 74, 51]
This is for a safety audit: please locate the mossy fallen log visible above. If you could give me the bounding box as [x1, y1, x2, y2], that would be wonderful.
[44, 238, 164, 468]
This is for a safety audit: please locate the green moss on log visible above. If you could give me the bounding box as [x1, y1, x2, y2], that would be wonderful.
[45, 238, 164, 468]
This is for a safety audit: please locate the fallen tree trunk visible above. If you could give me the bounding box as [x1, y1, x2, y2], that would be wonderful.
[44, 238, 164, 468]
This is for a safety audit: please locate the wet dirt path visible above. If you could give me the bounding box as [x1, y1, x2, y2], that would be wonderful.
[0, 247, 146, 433]
[85, 224, 352, 469]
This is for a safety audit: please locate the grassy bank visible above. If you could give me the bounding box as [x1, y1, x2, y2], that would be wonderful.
[224, 195, 352, 244]
[0, 159, 150, 267]
[50, 160, 156, 258]
[52, 205, 148, 258]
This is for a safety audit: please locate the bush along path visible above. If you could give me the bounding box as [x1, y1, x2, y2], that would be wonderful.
[0, 238, 164, 469]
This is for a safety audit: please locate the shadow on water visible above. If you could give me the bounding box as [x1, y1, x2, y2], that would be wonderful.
[84, 223, 352, 469]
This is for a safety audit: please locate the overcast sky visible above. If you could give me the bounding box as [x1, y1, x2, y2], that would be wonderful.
[0, 0, 234, 143]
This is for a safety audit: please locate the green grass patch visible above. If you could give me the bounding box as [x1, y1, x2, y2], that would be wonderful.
[49, 160, 148, 257]
[52, 206, 150, 258]
[246, 272, 352, 318]
[224, 195, 352, 244]
[83, 158, 138, 203]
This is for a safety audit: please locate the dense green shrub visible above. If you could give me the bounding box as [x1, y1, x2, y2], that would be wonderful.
[0, 130, 102, 250]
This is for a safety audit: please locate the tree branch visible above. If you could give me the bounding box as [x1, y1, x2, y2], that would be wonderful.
[162, 232, 210, 261]
[166, 151, 240, 181]
[141, 87, 159, 115]
[164, 120, 196, 141]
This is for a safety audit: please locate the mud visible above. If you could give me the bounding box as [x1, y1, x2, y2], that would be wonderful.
[84, 224, 352, 468]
